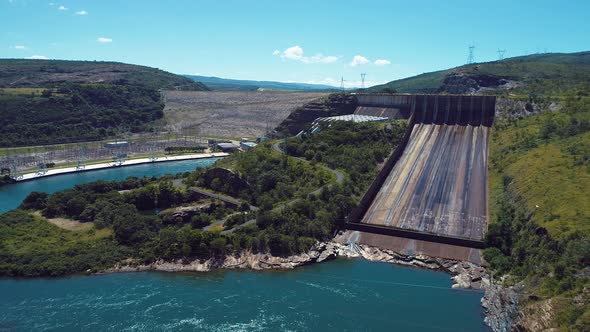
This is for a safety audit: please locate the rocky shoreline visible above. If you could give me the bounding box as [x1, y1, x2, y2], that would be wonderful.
[103, 241, 519, 332]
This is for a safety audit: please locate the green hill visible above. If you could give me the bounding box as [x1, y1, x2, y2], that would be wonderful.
[0, 59, 209, 147]
[369, 51, 590, 95]
[0, 59, 209, 91]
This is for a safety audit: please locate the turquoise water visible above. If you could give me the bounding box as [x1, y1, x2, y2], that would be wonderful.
[0, 158, 219, 214]
[0, 157, 489, 331]
[0, 259, 488, 331]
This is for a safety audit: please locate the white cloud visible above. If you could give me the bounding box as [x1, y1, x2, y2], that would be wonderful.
[282, 45, 303, 60]
[274, 45, 338, 64]
[75, 10, 88, 15]
[374, 59, 391, 66]
[13, 45, 27, 50]
[48, 2, 55, 6]
[58, 5, 68, 10]
[350, 55, 369, 67]
[26, 55, 49, 60]
[97, 37, 113, 43]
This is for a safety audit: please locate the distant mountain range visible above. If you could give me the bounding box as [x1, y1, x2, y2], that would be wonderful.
[184, 75, 339, 91]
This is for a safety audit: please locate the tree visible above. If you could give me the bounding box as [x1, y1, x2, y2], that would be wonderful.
[20, 192, 48, 210]
[210, 237, 227, 256]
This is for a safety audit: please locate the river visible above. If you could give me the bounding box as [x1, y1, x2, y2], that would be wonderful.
[0, 158, 220, 214]
[0, 259, 488, 331]
[0, 158, 489, 331]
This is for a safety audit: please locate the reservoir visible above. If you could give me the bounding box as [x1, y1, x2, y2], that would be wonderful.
[0, 158, 220, 214]
[0, 259, 488, 331]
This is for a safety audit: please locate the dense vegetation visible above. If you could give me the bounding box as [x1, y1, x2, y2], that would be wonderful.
[285, 120, 407, 188]
[0, 59, 209, 147]
[0, 210, 127, 277]
[0, 121, 406, 276]
[484, 89, 590, 330]
[0, 84, 166, 146]
[369, 51, 590, 96]
[197, 143, 334, 206]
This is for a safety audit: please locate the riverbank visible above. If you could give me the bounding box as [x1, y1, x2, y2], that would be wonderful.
[15, 152, 228, 182]
[103, 241, 517, 331]
[103, 242, 486, 287]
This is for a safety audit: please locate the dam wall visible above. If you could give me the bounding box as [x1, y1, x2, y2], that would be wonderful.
[353, 94, 414, 119]
[348, 94, 496, 248]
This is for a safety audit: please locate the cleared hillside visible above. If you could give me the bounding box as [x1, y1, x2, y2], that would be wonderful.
[164, 91, 328, 138]
[369, 51, 590, 95]
[0, 59, 209, 91]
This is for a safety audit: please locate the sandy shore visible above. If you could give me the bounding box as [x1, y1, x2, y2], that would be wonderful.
[17, 152, 229, 181]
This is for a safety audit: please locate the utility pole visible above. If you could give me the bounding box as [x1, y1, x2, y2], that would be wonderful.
[467, 44, 475, 64]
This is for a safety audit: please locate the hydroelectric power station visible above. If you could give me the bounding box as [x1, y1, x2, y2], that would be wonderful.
[344, 94, 496, 263]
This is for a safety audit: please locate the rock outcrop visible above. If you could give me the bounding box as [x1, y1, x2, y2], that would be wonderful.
[437, 72, 516, 94]
[104, 242, 517, 332]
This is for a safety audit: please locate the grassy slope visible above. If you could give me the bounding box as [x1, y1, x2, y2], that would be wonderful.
[487, 94, 590, 330]
[0, 210, 125, 277]
[369, 51, 590, 95]
[489, 100, 590, 239]
[0, 59, 209, 91]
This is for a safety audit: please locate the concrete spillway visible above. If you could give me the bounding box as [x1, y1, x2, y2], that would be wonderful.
[347, 94, 495, 255]
[362, 123, 490, 241]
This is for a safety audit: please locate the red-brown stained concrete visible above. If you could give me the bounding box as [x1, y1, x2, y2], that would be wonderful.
[362, 123, 490, 241]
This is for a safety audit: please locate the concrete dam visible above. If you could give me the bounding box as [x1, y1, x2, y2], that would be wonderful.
[344, 94, 496, 262]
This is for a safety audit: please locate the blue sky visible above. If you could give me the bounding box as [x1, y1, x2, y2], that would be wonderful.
[2, 0, 589, 87]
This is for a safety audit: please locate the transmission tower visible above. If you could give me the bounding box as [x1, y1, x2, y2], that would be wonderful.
[36, 147, 48, 175]
[340, 77, 345, 91]
[76, 144, 87, 170]
[467, 44, 475, 64]
[497, 49, 506, 61]
[7, 149, 21, 180]
[149, 127, 159, 162]
[360, 73, 367, 89]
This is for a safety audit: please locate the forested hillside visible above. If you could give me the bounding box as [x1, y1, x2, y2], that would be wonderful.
[0, 85, 163, 146]
[0, 59, 209, 146]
